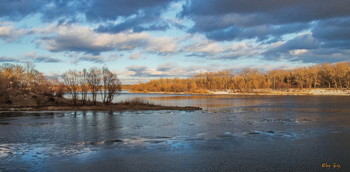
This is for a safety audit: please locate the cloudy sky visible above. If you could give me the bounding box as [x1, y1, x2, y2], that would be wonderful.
[0, 0, 349, 84]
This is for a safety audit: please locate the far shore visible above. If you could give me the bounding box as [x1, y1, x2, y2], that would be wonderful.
[130, 88, 350, 96]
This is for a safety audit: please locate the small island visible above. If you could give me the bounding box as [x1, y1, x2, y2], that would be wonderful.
[0, 63, 201, 111]
[0, 91, 201, 111]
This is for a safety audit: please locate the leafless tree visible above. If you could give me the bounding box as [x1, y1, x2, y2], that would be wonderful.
[79, 69, 89, 105]
[87, 67, 101, 105]
[23, 61, 36, 91]
[62, 70, 79, 105]
[100, 67, 121, 104]
[48, 78, 65, 98]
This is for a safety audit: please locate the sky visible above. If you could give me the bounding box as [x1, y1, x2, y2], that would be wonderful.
[0, 0, 349, 84]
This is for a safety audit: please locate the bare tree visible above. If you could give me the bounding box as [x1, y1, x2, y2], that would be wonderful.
[320, 63, 336, 88]
[334, 62, 349, 88]
[48, 78, 65, 98]
[100, 67, 121, 104]
[79, 69, 89, 105]
[308, 65, 320, 88]
[31, 71, 52, 95]
[87, 67, 101, 105]
[62, 70, 79, 105]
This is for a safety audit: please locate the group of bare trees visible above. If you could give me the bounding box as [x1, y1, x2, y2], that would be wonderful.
[131, 62, 350, 93]
[62, 67, 121, 105]
[0, 63, 121, 105]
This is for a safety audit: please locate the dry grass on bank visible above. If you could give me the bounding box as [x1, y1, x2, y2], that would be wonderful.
[0, 92, 201, 111]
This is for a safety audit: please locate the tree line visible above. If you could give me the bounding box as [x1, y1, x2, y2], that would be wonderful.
[131, 62, 350, 93]
[0, 63, 121, 105]
[0, 63, 56, 98]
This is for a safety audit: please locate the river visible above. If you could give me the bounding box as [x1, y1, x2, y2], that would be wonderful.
[1, 92, 349, 171]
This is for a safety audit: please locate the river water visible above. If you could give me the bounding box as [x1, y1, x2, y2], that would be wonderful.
[1, 92, 349, 171]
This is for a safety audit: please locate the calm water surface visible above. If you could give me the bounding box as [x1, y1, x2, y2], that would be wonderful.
[1, 92, 349, 171]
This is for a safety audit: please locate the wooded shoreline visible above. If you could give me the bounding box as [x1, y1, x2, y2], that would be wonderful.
[130, 88, 350, 96]
[131, 62, 350, 94]
[1, 62, 349, 112]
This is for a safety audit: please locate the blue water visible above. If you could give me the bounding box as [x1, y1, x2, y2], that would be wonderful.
[1, 93, 349, 171]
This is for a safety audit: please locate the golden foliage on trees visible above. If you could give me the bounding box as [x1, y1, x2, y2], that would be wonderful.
[0, 63, 63, 104]
[0, 63, 56, 95]
[131, 62, 350, 93]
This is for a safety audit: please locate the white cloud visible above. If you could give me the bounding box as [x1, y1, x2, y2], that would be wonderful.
[35, 24, 178, 55]
[184, 40, 225, 54]
[0, 22, 27, 42]
[182, 34, 268, 59]
[23, 51, 61, 63]
[75, 55, 105, 63]
[289, 49, 309, 55]
[128, 52, 142, 60]
[146, 37, 177, 53]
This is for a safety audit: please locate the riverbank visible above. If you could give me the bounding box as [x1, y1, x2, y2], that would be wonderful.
[0, 91, 201, 111]
[131, 88, 350, 96]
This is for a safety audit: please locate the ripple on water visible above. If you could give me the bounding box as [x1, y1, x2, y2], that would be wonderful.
[0, 145, 12, 158]
[243, 130, 299, 141]
[217, 132, 235, 138]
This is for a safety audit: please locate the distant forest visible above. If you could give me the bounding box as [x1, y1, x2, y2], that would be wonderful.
[131, 62, 350, 93]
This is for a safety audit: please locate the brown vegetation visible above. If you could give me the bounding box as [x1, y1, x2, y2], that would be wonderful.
[0, 93, 201, 111]
[131, 62, 350, 93]
[0, 63, 122, 105]
[0, 63, 200, 111]
[0, 62, 57, 104]
[121, 85, 134, 90]
[0, 63, 121, 106]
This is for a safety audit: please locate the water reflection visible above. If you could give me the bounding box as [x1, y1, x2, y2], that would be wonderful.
[1, 94, 350, 171]
[146, 95, 274, 110]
